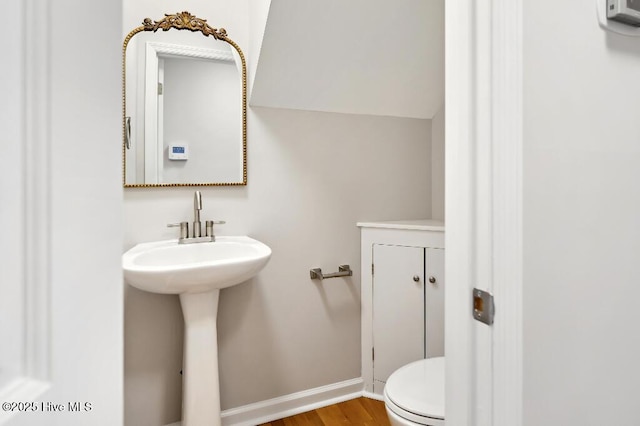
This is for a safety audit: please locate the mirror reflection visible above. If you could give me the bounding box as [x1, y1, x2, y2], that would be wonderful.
[123, 12, 247, 187]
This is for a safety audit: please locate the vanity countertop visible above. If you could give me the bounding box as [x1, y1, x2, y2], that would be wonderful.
[357, 219, 444, 231]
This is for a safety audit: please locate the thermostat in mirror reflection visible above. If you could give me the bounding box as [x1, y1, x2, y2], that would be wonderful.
[168, 142, 189, 160]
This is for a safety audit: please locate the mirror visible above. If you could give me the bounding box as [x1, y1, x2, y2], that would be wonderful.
[123, 12, 247, 187]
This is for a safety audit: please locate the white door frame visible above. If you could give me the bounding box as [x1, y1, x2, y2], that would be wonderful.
[0, 1, 52, 419]
[445, 0, 523, 425]
[1, 0, 123, 425]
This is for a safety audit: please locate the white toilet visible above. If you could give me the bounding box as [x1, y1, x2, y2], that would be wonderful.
[383, 357, 445, 426]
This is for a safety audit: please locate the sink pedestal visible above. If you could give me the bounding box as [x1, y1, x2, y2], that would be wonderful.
[122, 236, 272, 426]
[180, 289, 221, 426]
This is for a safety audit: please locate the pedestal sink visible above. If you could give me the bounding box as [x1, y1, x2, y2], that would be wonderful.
[122, 236, 271, 426]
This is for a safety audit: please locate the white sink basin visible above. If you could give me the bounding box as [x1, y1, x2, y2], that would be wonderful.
[122, 236, 271, 294]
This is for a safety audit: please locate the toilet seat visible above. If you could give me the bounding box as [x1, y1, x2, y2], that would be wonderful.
[384, 357, 445, 426]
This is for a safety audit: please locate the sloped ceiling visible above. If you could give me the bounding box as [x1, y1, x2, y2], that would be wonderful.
[250, 0, 444, 119]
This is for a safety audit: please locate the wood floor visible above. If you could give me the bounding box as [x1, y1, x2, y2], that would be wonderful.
[258, 397, 391, 426]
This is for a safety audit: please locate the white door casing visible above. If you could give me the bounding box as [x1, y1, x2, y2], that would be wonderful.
[0, 2, 53, 421]
[445, 0, 523, 425]
[0, 0, 123, 425]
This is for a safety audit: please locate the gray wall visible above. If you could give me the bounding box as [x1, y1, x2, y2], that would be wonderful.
[124, 108, 433, 425]
[122, 2, 438, 425]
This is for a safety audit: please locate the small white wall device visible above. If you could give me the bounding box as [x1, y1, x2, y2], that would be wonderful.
[608, 0, 640, 26]
[168, 142, 189, 160]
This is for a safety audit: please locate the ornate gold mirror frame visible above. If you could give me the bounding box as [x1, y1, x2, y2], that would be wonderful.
[122, 11, 247, 187]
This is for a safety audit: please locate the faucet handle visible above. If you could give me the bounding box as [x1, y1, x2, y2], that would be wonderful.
[167, 222, 189, 239]
[205, 220, 226, 238]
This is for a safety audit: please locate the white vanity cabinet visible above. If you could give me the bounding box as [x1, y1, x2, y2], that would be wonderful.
[358, 219, 445, 396]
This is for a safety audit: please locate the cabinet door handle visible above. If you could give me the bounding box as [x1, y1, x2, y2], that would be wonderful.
[413, 275, 420, 282]
[429, 276, 437, 284]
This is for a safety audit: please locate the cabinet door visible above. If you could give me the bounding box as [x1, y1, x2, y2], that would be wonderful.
[372, 244, 424, 387]
[426, 248, 445, 357]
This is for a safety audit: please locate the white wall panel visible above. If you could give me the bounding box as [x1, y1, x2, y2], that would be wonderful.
[523, 1, 640, 424]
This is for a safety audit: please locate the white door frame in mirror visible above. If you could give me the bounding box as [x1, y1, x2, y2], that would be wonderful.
[445, 0, 523, 425]
[143, 42, 235, 184]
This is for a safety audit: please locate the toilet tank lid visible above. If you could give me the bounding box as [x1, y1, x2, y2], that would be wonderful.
[385, 357, 445, 420]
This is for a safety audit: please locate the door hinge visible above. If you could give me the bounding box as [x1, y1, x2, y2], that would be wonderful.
[158, 82, 163, 95]
[473, 288, 495, 325]
[371, 263, 374, 275]
[372, 347, 375, 361]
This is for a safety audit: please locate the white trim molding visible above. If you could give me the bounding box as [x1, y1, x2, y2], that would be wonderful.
[220, 378, 364, 426]
[444, 0, 475, 423]
[446, 0, 523, 425]
[0, 0, 53, 422]
[362, 391, 384, 402]
[491, 0, 523, 425]
[147, 42, 235, 62]
[22, 0, 52, 385]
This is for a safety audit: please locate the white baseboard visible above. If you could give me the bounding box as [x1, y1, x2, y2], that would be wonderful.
[220, 377, 365, 426]
[362, 390, 384, 402]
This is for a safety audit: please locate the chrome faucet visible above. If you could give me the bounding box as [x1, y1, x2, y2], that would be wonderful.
[168, 191, 225, 244]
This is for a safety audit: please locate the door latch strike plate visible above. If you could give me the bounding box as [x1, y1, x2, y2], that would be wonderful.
[473, 288, 495, 325]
